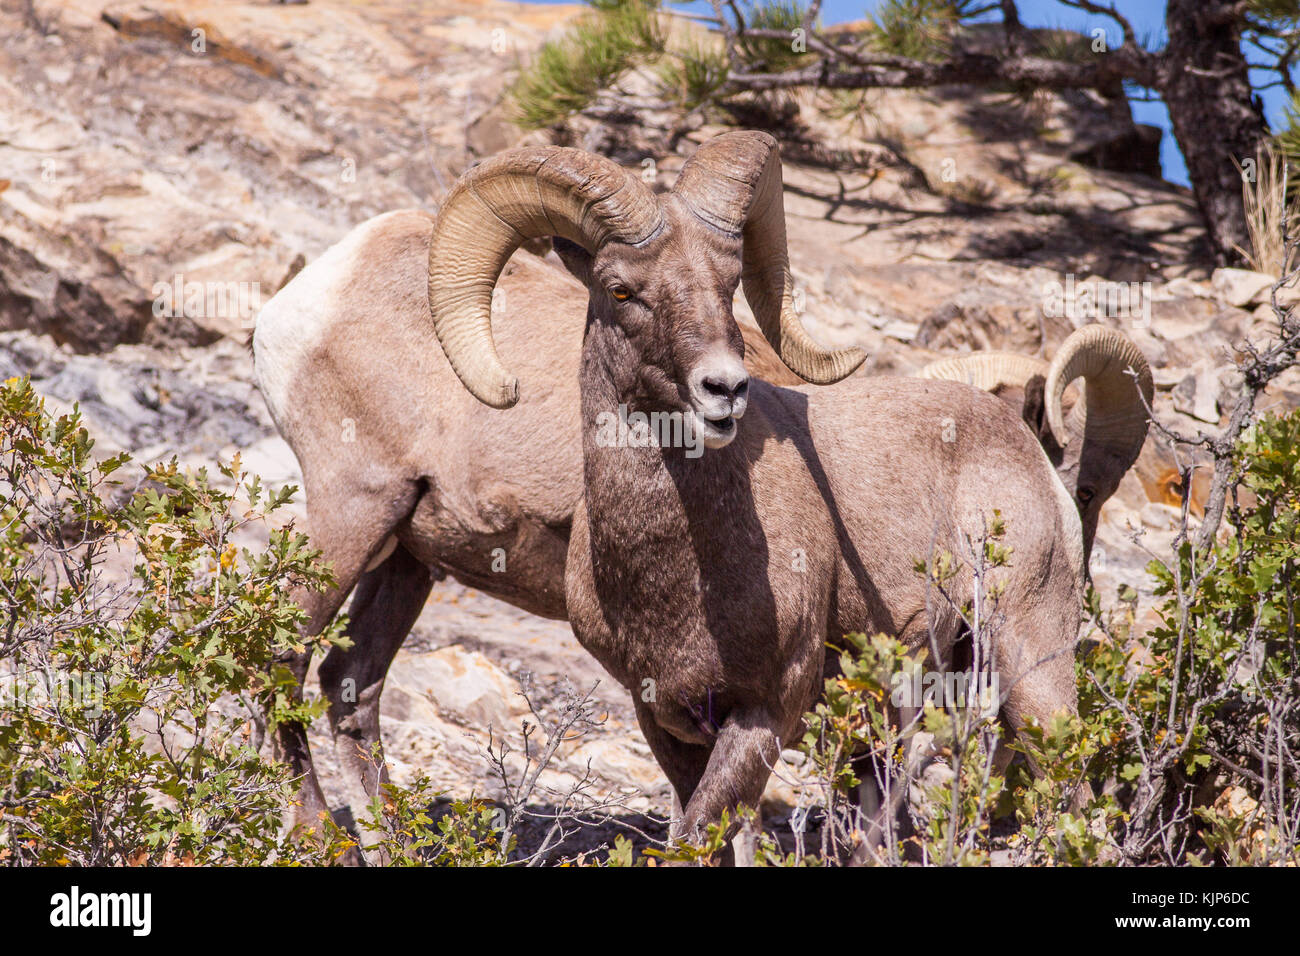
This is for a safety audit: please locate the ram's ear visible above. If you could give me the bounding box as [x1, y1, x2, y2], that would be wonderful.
[1022, 374, 1055, 447]
[552, 237, 595, 287]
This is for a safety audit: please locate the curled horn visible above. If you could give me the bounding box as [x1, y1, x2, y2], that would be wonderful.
[1044, 324, 1153, 457]
[427, 147, 662, 408]
[673, 131, 866, 384]
[916, 352, 1049, 390]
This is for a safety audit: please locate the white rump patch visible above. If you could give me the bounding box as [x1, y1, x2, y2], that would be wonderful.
[252, 213, 409, 437]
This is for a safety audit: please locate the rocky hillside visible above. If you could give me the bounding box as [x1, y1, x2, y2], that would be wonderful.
[4, 0, 1298, 839]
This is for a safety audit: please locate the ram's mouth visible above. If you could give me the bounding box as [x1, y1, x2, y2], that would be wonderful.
[694, 410, 739, 449]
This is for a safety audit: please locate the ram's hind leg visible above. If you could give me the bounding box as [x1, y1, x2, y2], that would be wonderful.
[318, 544, 437, 840]
[275, 475, 421, 840]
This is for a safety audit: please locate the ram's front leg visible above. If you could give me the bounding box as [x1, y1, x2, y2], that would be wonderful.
[678, 708, 782, 857]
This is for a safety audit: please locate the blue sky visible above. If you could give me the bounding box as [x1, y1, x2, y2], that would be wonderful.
[527, 0, 1299, 187]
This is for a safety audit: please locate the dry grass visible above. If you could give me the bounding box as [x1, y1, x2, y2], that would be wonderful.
[1237, 142, 1298, 276]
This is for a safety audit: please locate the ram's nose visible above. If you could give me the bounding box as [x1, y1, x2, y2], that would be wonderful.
[689, 351, 749, 419]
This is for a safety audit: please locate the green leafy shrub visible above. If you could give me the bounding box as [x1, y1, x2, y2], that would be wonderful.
[0, 376, 346, 865]
[1070, 410, 1300, 865]
[319, 764, 511, 867]
[809, 633, 1006, 866]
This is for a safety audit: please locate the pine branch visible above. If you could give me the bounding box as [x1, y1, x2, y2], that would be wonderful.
[722, 47, 1156, 95]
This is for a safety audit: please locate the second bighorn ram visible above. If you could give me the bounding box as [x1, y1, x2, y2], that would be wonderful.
[917, 327, 1153, 563]
[423, 131, 1114, 838]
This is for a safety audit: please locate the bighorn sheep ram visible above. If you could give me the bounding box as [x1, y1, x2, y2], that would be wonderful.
[917, 328, 1153, 563]
[254, 132, 1151, 840]
[421, 130, 1109, 839]
[252, 207, 802, 826]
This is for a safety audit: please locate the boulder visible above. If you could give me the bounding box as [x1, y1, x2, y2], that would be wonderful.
[389, 645, 530, 733]
[1211, 268, 1275, 308]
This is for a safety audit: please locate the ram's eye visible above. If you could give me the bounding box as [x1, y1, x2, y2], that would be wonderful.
[610, 285, 632, 302]
[1077, 487, 1095, 506]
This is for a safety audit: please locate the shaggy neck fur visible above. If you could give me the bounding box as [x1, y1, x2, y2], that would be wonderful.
[576, 298, 775, 713]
